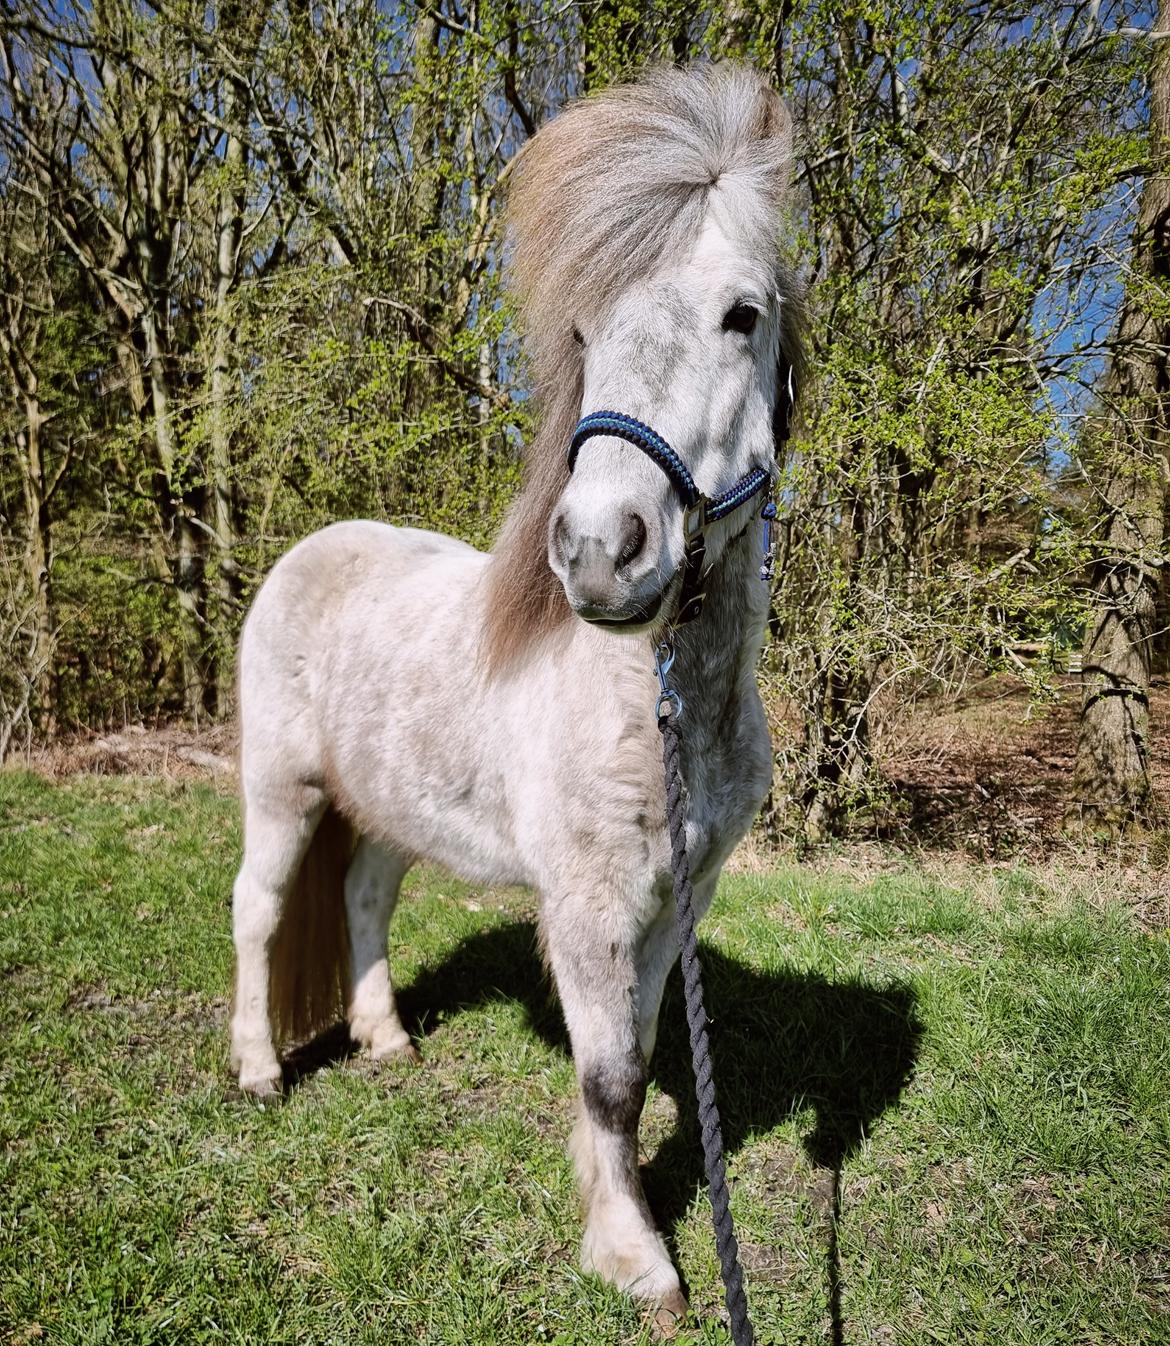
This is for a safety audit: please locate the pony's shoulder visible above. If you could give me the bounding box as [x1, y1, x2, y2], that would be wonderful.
[311, 518, 478, 554]
[278, 519, 483, 567]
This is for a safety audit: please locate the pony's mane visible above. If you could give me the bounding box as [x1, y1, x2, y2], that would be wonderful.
[483, 63, 803, 671]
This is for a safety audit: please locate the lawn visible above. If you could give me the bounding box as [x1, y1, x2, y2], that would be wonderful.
[1, 771, 1167, 1345]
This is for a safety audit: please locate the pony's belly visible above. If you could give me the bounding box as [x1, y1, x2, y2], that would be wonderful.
[333, 735, 533, 888]
[397, 798, 531, 889]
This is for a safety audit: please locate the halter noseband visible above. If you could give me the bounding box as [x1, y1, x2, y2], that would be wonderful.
[566, 371, 792, 625]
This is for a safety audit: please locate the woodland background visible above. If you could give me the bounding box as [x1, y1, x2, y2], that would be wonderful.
[2, 0, 1168, 846]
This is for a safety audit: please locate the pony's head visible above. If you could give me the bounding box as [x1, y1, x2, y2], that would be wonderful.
[487, 64, 803, 659]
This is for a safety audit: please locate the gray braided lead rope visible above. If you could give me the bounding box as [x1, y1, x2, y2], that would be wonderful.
[659, 713, 755, 1346]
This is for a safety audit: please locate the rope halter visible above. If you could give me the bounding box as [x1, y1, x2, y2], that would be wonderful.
[566, 367, 792, 626]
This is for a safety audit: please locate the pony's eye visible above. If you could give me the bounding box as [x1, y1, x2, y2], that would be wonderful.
[722, 302, 759, 335]
[572, 326, 585, 347]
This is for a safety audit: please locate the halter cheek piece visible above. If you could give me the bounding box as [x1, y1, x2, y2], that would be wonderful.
[566, 365, 793, 626]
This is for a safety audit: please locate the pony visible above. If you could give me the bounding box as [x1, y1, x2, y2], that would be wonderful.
[229, 62, 803, 1324]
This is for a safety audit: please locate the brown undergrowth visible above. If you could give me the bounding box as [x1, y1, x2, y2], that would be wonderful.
[879, 673, 1170, 858]
[763, 673, 1169, 922]
[11, 674, 1169, 921]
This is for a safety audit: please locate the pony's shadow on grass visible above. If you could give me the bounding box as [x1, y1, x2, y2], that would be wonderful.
[396, 914, 921, 1187]
[281, 1022, 360, 1090]
[286, 916, 917, 1340]
[643, 950, 919, 1346]
[396, 918, 919, 1343]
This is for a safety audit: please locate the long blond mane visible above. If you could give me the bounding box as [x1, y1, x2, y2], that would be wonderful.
[483, 63, 804, 669]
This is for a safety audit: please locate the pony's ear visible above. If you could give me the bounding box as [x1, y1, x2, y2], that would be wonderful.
[773, 355, 795, 450]
[752, 82, 793, 158]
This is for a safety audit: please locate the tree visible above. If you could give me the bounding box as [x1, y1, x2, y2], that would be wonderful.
[755, 1, 1150, 838]
[0, 57, 120, 749]
[1, 1, 224, 716]
[1072, 0, 1170, 832]
[0, 178, 65, 746]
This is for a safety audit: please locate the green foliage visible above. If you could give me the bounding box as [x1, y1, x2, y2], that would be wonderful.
[49, 544, 181, 731]
[0, 0, 1163, 836]
[229, 264, 521, 568]
[752, 1, 1151, 835]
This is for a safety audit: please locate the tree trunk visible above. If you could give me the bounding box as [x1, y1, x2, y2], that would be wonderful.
[400, 7, 444, 431]
[1157, 486, 1170, 675]
[802, 466, 872, 841]
[20, 390, 55, 732]
[411, 10, 442, 314]
[208, 100, 248, 718]
[1, 299, 56, 736]
[143, 306, 206, 722]
[1071, 0, 1170, 832]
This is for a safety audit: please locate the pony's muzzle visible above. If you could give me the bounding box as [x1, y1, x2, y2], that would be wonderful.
[549, 504, 668, 628]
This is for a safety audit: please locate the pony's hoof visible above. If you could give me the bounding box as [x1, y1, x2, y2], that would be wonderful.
[372, 1039, 421, 1065]
[366, 1025, 421, 1065]
[649, 1289, 689, 1340]
[238, 1065, 282, 1098]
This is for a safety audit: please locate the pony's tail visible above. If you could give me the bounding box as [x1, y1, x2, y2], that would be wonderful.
[268, 807, 354, 1046]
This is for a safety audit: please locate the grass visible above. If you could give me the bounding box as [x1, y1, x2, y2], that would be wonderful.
[1, 770, 1167, 1345]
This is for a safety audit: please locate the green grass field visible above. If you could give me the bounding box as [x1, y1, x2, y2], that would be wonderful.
[1, 771, 1167, 1345]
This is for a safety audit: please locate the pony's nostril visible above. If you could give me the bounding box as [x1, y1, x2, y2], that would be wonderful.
[551, 511, 572, 567]
[616, 514, 647, 571]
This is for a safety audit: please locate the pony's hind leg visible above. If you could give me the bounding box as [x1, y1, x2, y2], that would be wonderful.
[543, 893, 686, 1320]
[344, 838, 418, 1062]
[230, 787, 325, 1096]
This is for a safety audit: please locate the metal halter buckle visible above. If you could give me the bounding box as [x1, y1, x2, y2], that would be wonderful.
[654, 639, 682, 722]
[682, 499, 706, 541]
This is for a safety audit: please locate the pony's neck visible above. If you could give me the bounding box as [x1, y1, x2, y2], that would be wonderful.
[669, 515, 768, 734]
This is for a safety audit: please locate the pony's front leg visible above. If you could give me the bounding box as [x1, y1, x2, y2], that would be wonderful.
[543, 897, 686, 1320]
[636, 876, 717, 1062]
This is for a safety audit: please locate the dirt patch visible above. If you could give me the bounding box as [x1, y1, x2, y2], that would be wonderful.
[22, 722, 238, 783]
[738, 1239, 808, 1285]
[64, 982, 229, 1030]
[880, 674, 1170, 858]
[738, 1137, 837, 1220]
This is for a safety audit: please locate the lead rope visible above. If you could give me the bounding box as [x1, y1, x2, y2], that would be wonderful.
[568, 387, 793, 1341]
[658, 708, 756, 1346]
[653, 493, 777, 1346]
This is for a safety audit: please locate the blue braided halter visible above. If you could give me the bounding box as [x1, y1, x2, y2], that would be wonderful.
[566, 410, 776, 625]
[568, 412, 701, 511]
[568, 412, 773, 522]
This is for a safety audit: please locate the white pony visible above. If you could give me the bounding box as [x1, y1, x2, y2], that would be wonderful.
[230, 63, 802, 1323]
